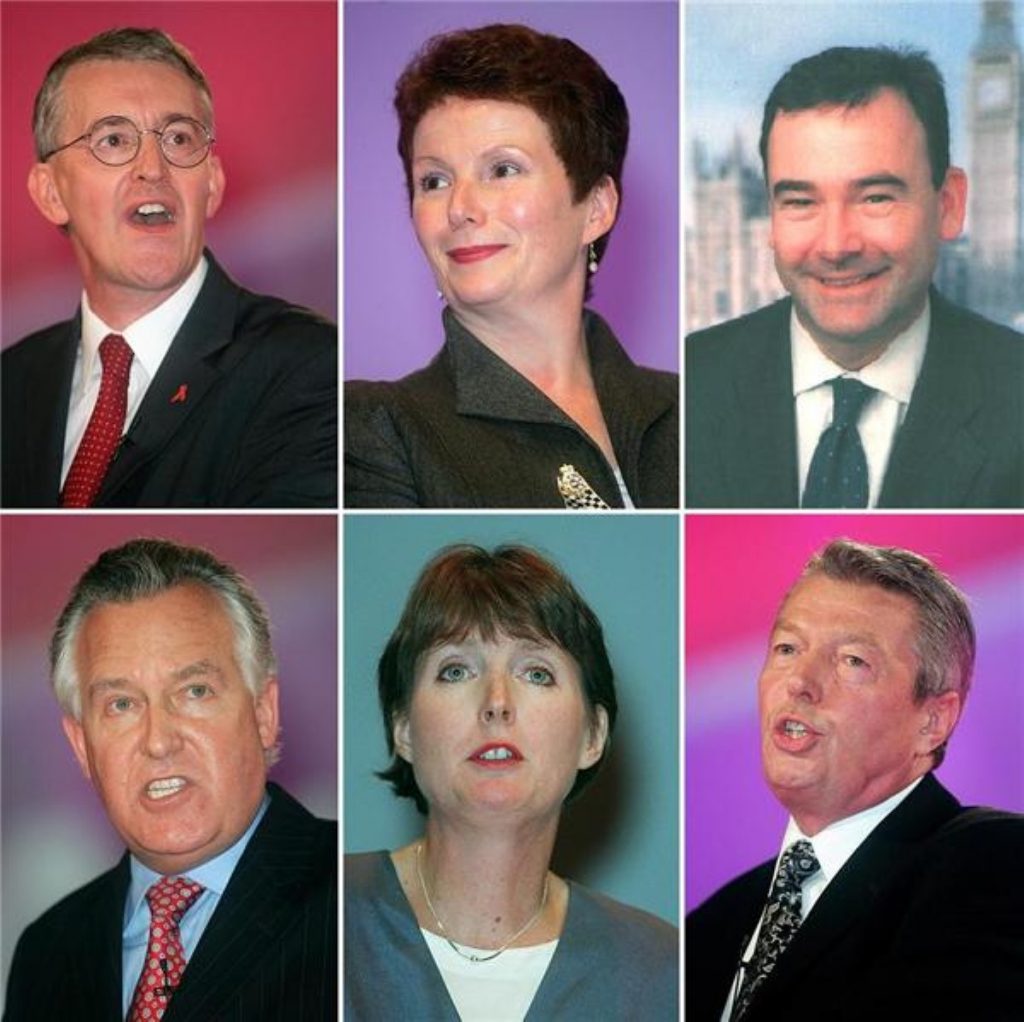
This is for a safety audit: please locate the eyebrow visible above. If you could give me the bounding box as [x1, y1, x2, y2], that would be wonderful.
[772, 173, 909, 198]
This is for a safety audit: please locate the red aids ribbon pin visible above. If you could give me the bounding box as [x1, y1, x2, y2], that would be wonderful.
[170, 384, 188, 404]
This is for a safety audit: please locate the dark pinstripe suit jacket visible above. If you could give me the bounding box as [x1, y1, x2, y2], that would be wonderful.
[345, 308, 678, 508]
[3, 784, 337, 1021]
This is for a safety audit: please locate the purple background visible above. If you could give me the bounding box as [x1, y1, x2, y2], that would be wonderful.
[686, 514, 1024, 912]
[0, 515, 337, 998]
[343, 1, 678, 380]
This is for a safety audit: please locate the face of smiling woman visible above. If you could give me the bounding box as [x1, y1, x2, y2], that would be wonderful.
[61, 584, 278, 874]
[410, 97, 616, 322]
[392, 632, 608, 825]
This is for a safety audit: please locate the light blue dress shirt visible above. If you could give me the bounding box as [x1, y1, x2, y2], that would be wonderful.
[121, 794, 269, 1016]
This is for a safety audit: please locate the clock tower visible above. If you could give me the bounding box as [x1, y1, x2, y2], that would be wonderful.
[967, 1, 1023, 321]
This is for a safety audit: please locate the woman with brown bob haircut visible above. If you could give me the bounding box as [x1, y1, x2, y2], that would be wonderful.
[345, 24, 678, 509]
[345, 545, 678, 1019]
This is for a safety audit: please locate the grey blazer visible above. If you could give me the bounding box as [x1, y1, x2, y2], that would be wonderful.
[345, 309, 678, 508]
[344, 852, 678, 1021]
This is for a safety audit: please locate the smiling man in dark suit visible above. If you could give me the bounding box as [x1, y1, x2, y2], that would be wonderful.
[2, 27, 336, 508]
[686, 46, 1023, 509]
[687, 539, 1024, 1021]
[3, 539, 336, 1021]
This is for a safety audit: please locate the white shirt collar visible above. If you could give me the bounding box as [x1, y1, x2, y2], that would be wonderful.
[80, 256, 209, 382]
[780, 776, 925, 886]
[791, 300, 930, 406]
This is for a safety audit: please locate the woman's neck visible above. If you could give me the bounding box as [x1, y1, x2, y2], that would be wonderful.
[394, 816, 565, 950]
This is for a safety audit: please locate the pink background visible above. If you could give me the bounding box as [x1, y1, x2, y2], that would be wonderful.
[1, 0, 337, 348]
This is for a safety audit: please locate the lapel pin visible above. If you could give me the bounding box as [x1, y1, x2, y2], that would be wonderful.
[170, 384, 188, 404]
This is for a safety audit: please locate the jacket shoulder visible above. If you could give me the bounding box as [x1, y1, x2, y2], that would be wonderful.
[2, 319, 75, 367]
[571, 882, 678, 960]
[687, 300, 791, 358]
[230, 286, 336, 354]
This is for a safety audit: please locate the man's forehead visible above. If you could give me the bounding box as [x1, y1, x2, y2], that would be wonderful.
[59, 58, 209, 118]
[775, 573, 919, 626]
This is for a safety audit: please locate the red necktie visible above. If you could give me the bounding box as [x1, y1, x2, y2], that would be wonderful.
[127, 875, 204, 1022]
[60, 333, 133, 507]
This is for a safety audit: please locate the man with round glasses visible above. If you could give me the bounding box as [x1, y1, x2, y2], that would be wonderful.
[2, 27, 336, 508]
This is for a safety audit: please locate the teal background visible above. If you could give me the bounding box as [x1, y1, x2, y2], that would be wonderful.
[343, 514, 679, 927]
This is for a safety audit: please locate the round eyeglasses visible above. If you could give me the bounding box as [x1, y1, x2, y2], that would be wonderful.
[43, 115, 215, 168]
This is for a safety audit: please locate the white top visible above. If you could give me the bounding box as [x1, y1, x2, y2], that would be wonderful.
[720, 777, 924, 1021]
[791, 302, 929, 507]
[421, 929, 558, 1022]
[61, 257, 208, 485]
[612, 464, 636, 509]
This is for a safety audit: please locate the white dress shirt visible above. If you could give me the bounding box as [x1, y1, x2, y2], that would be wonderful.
[61, 257, 208, 486]
[792, 303, 930, 507]
[720, 778, 924, 1021]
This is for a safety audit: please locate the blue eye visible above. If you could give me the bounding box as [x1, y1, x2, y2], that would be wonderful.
[438, 663, 470, 683]
[523, 666, 554, 686]
[108, 695, 134, 714]
[186, 683, 212, 698]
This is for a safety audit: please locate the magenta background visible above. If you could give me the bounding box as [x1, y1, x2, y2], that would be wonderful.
[0, 514, 337, 997]
[1, 1, 337, 349]
[686, 514, 1024, 911]
[343, 1, 679, 380]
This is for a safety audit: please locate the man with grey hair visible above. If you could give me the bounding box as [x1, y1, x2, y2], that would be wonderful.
[687, 538, 1024, 1020]
[3, 538, 336, 1020]
[2, 27, 336, 509]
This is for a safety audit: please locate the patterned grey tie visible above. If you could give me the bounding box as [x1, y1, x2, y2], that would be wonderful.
[801, 377, 874, 508]
[733, 839, 821, 1019]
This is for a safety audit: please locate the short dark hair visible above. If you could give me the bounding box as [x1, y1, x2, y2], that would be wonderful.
[377, 544, 618, 813]
[394, 23, 629, 269]
[800, 538, 975, 767]
[34, 27, 213, 161]
[759, 46, 950, 188]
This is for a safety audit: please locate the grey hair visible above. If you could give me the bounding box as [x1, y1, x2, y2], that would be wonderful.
[800, 538, 975, 767]
[33, 27, 214, 161]
[51, 538, 277, 728]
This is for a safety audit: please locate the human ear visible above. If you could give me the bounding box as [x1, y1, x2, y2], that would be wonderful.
[205, 154, 226, 219]
[579, 705, 609, 770]
[27, 163, 70, 227]
[938, 167, 967, 242]
[392, 713, 413, 764]
[61, 714, 93, 781]
[255, 678, 280, 751]
[917, 690, 961, 757]
[583, 175, 619, 246]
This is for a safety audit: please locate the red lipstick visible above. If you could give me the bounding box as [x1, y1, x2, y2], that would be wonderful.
[468, 742, 523, 767]
[447, 245, 507, 264]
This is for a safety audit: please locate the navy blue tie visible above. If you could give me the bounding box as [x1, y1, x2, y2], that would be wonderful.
[801, 378, 874, 508]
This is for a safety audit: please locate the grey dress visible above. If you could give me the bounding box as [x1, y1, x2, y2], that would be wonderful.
[344, 851, 678, 1021]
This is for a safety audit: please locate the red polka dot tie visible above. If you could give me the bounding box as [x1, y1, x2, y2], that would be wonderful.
[59, 333, 133, 508]
[127, 875, 204, 1022]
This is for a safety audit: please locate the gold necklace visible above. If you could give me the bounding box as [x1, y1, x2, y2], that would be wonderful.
[415, 841, 550, 963]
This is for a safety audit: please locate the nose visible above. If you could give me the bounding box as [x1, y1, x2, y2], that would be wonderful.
[817, 201, 863, 263]
[447, 177, 484, 230]
[784, 653, 825, 704]
[479, 673, 515, 725]
[141, 704, 184, 759]
[132, 130, 169, 182]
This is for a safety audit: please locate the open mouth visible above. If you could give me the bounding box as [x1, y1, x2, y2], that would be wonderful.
[130, 202, 175, 226]
[470, 743, 523, 765]
[145, 776, 187, 800]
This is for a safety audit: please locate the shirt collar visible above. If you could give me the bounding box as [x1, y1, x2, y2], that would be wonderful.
[790, 299, 930, 405]
[80, 256, 209, 382]
[125, 791, 269, 924]
[780, 776, 924, 884]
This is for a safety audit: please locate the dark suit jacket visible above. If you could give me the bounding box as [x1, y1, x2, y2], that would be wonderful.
[686, 290, 1024, 508]
[3, 783, 337, 1022]
[345, 308, 678, 508]
[686, 775, 1024, 1021]
[345, 851, 678, 1020]
[2, 253, 337, 508]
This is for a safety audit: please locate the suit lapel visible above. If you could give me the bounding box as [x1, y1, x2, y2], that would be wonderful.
[879, 294, 986, 506]
[77, 856, 128, 1020]
[751, 775, 961, 1008]
[96, 255, 242, 503]
[726, 304, 799, 506]
[164, 785, 330, 1022]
